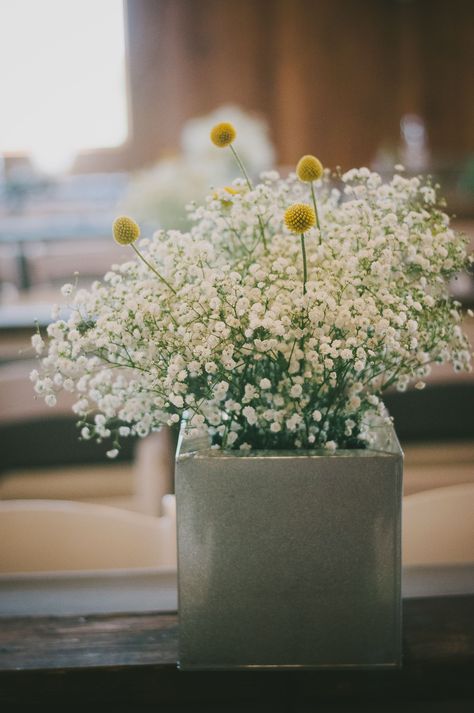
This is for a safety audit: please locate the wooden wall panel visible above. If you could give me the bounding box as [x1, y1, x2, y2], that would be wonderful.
[77, 0, 473, 174]
[414, 0, 474, 158]
[271, 0, 401, 167]
[125, 0, 279, 166]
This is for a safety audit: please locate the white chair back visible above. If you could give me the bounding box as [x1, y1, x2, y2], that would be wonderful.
[403, 484, 474, 566]
[0, 496, 177, 573]
[0, 361, 75, 423]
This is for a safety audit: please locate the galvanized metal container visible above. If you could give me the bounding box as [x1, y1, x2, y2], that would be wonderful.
[176, 423, 403, 670]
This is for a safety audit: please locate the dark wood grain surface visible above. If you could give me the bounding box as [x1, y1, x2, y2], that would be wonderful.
[0, 595, 473, 709]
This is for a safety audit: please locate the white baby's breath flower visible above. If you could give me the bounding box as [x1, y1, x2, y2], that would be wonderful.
[31, 334, 44, 354]
[226, 431, 238, 445]
[191, 414, 205, 428]
[290, 384, 303, 398]
[32, 159, 471, 454]
[169, 394, 184, 408]
[61, 283, 74, 297]
[286, 414, 302, 431]
[242, 406, 258, 425]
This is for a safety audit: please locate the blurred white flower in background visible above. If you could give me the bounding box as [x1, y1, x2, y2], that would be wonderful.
[181, 104, 275, 176]
[122, 156, 215, 231]
[122, 105, 276, 230]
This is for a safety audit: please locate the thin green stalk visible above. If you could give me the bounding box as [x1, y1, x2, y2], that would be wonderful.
[230, 144, 253, 190]
[300, 233, 308, 295]
[230, 144, 267, 252]
[222, 217, 251, 254]
[256, 215, 268, 252]
[131, 243, 176, 294]
[310, 181, 322, 242]
[287, 337, 297, 371]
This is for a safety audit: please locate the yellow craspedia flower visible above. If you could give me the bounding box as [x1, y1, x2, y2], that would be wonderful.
[296, 155, 323, 182]
[213, 185, 247, 205]
[213, 185, 238, 199]
[210, 122, 236, 148]
[284, 203, 316, 233]
[113, 216, 140, 245]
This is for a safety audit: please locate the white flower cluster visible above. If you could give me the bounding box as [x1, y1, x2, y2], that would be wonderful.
[32, 166, 472, 454]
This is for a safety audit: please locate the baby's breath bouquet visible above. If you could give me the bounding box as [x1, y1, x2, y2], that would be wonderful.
[32, 122, 472, 456]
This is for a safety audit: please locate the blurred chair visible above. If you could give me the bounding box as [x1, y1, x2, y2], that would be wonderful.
[0, 359, 75, 422]
[0, 495, 176, 574]
[403, 484, 474, 566]
[384, 382, 474, 443]
[403, 441, 474, 495]
[385, 380, 474, 497]
[24, 239, 125, 289]
[0, 360, 174, 515]
[0, 244, 20, 294]
[134, 427, 176, 516]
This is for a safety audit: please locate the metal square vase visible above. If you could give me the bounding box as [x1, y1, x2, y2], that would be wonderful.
[176, 423, 403, 670]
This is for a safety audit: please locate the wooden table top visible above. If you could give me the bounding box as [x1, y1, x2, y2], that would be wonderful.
[0, 595, 473, 709]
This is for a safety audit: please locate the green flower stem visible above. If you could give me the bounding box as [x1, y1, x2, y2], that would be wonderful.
[300, 233, 308, 295]
[310, 182, 322, 242]
[230, 144, 253, 190]
[230, 144, 268, 252]
[131, 243, 177, 294]
[252, 214, 268, 252]
[257, 215, 268, 252]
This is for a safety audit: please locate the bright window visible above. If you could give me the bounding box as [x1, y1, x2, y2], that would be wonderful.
[0, 0, 127, 173]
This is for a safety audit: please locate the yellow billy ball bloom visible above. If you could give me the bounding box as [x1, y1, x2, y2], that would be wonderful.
[113, 216, 140, 245]
[213, 185, 239, 199]
[296, 155, 323, 182]
[223, 186, 240, 196]
[284, 203, 316, 233]
[210, 122, 237, 148]
[213, 185, 247, 206]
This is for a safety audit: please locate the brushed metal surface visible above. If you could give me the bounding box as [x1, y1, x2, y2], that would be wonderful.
[176, 426, 403, 670]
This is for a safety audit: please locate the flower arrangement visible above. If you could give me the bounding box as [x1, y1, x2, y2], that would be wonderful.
[31, 121, 472, 455]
